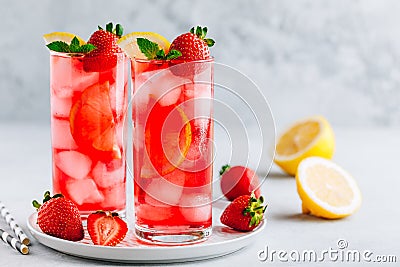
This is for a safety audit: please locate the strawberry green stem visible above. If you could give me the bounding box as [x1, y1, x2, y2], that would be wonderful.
[219, 164, 231, 176]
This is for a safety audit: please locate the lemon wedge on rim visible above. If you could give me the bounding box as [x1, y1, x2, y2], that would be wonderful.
[117, 32, 170, 59]
[274, 115, 335, 176]
[296, 156, 362, 219]
[43, 32, 86, 45]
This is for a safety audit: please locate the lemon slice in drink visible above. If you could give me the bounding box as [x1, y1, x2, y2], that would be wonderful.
[296, 157, 362, 219]
[69, 81, 121, 159]
[117, 32, 170, 59]
[140, 104, 192, 178]
[274, 116, 335, 176]
[43, 32, 86, 45]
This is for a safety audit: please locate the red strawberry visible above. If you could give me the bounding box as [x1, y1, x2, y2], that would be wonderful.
[32, 191, 84, 241]
[220, 165, 261, 201]
[220, 193, 266, 232]
[170, 26, 215, 61]
[83, 22, 123, 72]
[87, 211, 128, 246]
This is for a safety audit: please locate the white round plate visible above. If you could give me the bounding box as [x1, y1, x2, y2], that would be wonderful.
[27, 200, 265, 263]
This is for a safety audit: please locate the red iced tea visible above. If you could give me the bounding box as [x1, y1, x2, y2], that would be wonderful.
[132, 59, 214, 243]
[50, 51, 128, 214]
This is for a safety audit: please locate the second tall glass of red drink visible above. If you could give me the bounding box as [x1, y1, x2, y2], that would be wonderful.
[132, 59, 214, 244]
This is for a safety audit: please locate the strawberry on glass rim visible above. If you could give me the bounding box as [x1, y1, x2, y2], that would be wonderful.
[170, 26, 215, 61]
[84, 22, 124, 72]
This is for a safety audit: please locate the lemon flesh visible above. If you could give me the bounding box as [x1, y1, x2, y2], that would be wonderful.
[43, 32, 86, 45]
[274, 116, 335, 176]
[296, 157, 362, 219]
[117, 32, 170, 59]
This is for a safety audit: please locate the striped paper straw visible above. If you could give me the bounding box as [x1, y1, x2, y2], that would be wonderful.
[0, 202, 30, 245]
[0, 229, 29, 255]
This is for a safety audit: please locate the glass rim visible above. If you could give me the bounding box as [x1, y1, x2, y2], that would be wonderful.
[49, 50, 126, 57]
[133, 56, 214, 64]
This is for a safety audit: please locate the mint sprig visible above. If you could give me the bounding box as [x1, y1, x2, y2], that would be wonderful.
[190, 26, 215, 47]
[46, 36, 96, 53]
[137, 38, 182, 60]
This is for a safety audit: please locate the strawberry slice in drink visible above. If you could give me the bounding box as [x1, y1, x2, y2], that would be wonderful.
[69, 81, 120, 159]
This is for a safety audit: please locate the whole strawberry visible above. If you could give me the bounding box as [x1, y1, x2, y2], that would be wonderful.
[220, 193, 266, 232]
[83, 22, 123, 72]
[220, 165, 261, 201]
[87, 211, 128, 246]
[32, 191, 84, 241]
[170, 26, 215, 60]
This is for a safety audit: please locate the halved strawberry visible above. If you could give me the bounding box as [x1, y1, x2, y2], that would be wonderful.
[32, 191, 84, 241]
[83, 22, 123, 72]
[220, 193, 266, 232]
[87, 211, 128, 246]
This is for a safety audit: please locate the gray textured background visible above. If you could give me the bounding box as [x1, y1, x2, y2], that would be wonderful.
[1, 0, 400, 129]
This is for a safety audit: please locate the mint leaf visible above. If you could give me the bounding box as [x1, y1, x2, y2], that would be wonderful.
[137, 38, 160, 59]
[78, 44, 97, 53]
[166, 49, 182, 60]
[71, 36, 80, 47]
[69, 37, 81, 53]
[46, 41, 70, 53]
[156, 49, 165, 59]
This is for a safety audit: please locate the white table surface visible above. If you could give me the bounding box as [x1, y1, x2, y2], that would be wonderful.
[0, 123, 399, 266]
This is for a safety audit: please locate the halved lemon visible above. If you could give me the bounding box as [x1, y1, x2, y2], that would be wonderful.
[43, 32, 86, 45]
[117, 32, 170, 59]
[274, 115, 335, 176]
[296, 157, 362, 219]
[140, 103, 191, 178]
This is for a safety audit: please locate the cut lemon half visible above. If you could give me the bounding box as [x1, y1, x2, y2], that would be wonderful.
[140, 103, 191, 178]
[43, 32, 86, 45]
[117, 32, 170, 59]
[296, 157, 362, 219]
[274, 115, 335, 176]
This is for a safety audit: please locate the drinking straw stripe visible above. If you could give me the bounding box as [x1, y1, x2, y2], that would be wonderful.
[0, 229, 29, 255]
[0, 202, 30, 245]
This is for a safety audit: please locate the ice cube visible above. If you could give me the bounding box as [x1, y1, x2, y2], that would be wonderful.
[51, 96, 73, 118]
[72, 71, 99, 93]
[145, 178, 183, 205]
[100, 182, 126, 209]
[55, 151, 92, 179]
[137, 204, 173, 222]
[51, 119, 78, 149]
[144, 193, 170, 208]
[148, 70, 189, 106]
[179, 193, 212, 222]
[92, 160, 125, 188]
[66, 178, 104, 205]
[52, 86, 74, 98]
[184, 83, 212, 99]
